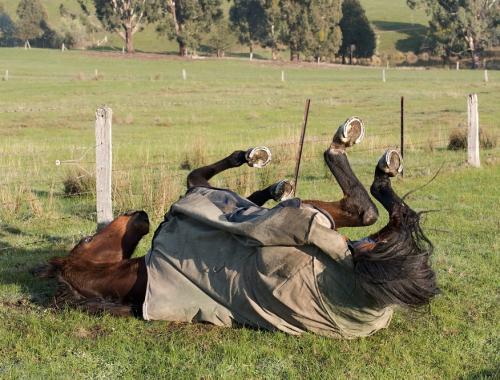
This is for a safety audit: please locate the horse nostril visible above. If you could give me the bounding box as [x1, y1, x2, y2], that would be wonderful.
[135, 210, 150, 224]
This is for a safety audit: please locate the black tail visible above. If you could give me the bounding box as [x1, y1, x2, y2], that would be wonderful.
[352, 204, 440, 308]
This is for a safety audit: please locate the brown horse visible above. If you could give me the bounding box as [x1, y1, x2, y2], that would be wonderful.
[35, 119, 438, 337]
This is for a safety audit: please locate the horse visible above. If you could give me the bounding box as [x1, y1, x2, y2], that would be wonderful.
[34, 118, 439, 338]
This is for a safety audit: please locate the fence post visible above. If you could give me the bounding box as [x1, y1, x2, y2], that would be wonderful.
[3, 70, 8, 81]
[95, 106, 113, 229]
[382, 69, 386, 82]
[182, 69, 187, 80]
[484, 69, 488, 83]
[467, 94, 480, 168]
[281, 70, 285, 82]
[400, 96, 404, 177]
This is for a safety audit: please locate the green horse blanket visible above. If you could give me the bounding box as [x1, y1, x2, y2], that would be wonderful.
[143, 187, 392, 338]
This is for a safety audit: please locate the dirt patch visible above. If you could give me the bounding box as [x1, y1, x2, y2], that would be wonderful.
[74, 325, 109, 340]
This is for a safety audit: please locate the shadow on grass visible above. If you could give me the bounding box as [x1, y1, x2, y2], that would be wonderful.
[460, 366, 499, 379]
[0, 223, 69, 306]
[372, 21, 428, 52]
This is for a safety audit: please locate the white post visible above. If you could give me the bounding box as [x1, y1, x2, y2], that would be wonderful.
[467, 94, 480, 168]
[281, 70, 285, 82]
[456, 61, 460, 70]
[3, 70, 8, 81]
[122, 46, 125, 54]
[382, 69, 386, 82]
[95, 106, 113, 229]
[94, 69, 99, 80]
[182, 69, 187, 80]
[386, 61, 389, 69]
[484, 69, 488, 83]
[249, 52, 253, 60]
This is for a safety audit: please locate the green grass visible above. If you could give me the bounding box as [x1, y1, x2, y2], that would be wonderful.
[0, 48, 499, 378]
[1, 0, 429, 57]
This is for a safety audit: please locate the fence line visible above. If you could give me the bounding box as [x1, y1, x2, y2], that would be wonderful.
[0, 96, 487, 228]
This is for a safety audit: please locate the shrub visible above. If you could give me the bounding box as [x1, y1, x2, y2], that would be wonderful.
[63, 168, 95, 196]
[448, 128, 497, 150]
[406, 51, 418, 65]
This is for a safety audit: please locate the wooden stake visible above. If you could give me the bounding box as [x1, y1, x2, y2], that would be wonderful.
[281, 70, 285, 82]
[467, 94, 480, 167]
[484, 69, 488, 83]
[400, 96, 405, 177]
[382, 69, 386, 82]
[182, 69, 187, 80]
[95, 106, 113, 229]
[293, 99, 311, 196]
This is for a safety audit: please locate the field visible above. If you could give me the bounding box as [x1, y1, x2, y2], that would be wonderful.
[0, 48, 499, 378]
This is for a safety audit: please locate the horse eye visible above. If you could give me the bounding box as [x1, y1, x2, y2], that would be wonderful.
[82, 236, 93, 244]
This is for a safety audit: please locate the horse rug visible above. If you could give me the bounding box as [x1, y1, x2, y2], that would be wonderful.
[143, 187, 393, 338]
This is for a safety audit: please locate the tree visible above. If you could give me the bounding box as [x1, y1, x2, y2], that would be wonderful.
[339, 0, 376, 64]
[208, 20, 236, 57]
[78, 0, 161, 53]
[157, 0, 223, 56]
[0, 3, 17, 46]
[407, 0, 499, 68]
[279, 0, 314, 61]
[229, 0, 267, 57]
[279, 0, 342, 61]
[308, 0, 343, 62]
[16, 0, 48, 45]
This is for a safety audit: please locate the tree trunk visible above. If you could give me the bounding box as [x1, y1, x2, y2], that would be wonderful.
[179, 40, 187, 56]
[290, 50, 299, 61]
[125, 26, 134, 54]
[466, 36, 481, 69]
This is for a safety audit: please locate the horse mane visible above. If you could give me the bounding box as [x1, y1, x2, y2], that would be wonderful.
[351, 204, 440, 308]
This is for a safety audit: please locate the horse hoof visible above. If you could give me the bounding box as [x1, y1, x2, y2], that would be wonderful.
[246, 146, 272, 168]
[332, 116, 365, 148]
[270, 180, 294, 201]
[378, 149, 403, 177]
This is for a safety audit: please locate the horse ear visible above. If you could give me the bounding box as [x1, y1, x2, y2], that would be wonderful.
[30, 257, 66, 278]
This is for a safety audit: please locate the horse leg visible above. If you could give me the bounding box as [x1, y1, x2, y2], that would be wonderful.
[303, 117, 379, 228]
[370, 149, 404, 215]
[247, 180, 294, 206]
[187, 147, 271, 188]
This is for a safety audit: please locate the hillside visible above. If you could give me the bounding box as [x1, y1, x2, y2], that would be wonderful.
[1, 0, 429, 56]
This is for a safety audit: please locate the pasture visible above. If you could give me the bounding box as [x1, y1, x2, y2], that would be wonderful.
[0, 48, 499, 378]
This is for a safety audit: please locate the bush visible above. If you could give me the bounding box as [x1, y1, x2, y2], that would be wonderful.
[58, 16, 90, 49]
[448, 128, 497, 150]
[63, 168, 95, 196]
[405, 51, 418, 65]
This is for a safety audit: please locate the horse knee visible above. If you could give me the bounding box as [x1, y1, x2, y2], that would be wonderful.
[362, 206, 379, 226]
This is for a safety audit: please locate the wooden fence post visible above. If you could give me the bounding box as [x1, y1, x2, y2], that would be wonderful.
[400, 96, 405, 177]
[382, 69, 386, 82]
[95, 106, 113, 229]
[3, 70, 8, 81]
[182, 69, 187, 80]
[467, 94, 480, 167]
[281, 70, 285, 82]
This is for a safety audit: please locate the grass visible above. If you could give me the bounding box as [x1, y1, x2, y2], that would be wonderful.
[0, 48, 499, 378]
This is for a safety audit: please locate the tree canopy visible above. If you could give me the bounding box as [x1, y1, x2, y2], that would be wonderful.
[156, 0, 223, 56]
[339, 0, 376, 63]
[16, 0, 48, 42]
[407, 0, 499, 67]
[78, 0, 161, 53]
